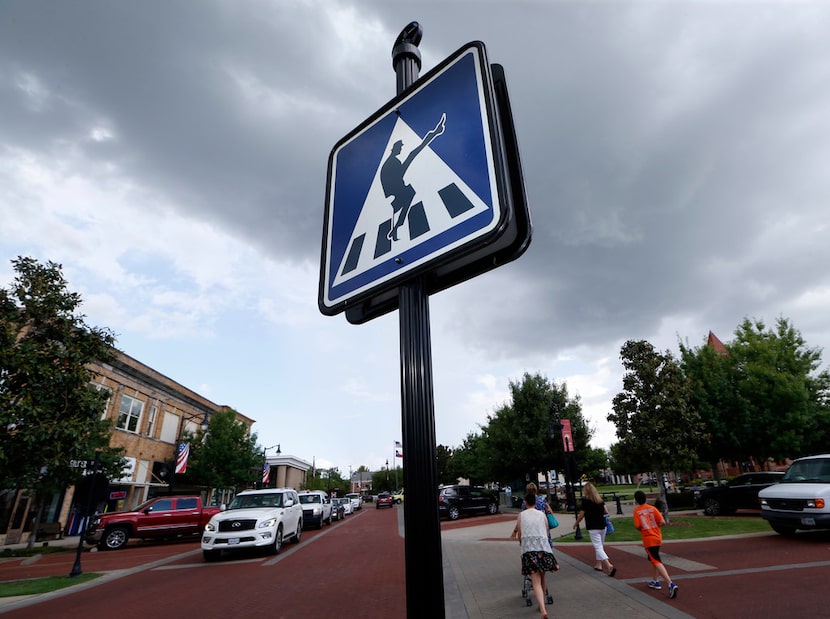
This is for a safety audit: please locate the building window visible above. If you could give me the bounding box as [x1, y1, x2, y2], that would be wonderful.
[117, 395, 143, 433]
[147, 405, 158, 437]
[91, 383, 112, 419]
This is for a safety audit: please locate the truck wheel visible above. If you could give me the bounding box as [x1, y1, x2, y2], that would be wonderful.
[487, 502, 499, 515]
[203, 549, 221, 562]
[269, 525, 284, 554]
[100, 526, 129, 551]
[448, 506, 461, 521]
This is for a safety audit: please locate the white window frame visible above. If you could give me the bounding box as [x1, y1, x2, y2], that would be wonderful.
[117, 394, 144, 433]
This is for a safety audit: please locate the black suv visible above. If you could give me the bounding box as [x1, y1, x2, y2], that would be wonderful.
[438, 485, 499, 520]
[695, 471, 784, 516]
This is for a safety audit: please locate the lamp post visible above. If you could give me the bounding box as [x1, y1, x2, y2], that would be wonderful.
[169, 411, 209, 495]
[261, 444, 281, 489]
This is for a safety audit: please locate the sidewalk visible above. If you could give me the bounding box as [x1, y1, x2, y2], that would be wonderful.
[442, 509, 694, 619]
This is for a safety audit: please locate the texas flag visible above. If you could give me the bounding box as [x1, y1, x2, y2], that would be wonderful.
[175, 442, 190, 474]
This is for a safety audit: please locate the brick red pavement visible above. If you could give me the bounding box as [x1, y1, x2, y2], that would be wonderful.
[555, 530, 830, 618]
[1, 504, 406, 618]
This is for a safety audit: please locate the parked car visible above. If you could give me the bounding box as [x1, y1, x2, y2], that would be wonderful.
[201, 488, 302, 561]
[345, 493, 362, 511]
[438, 485, 499, 520]
[85, 495, 220, 551]
[392, 489, 404, 504]
[298, 490, 333, 529]
[695, 472, 785, 516]
[330, 498, 345, 521]
[333, 497, 352, 516]
[376, 492, 394, 509]
[759, 453, 830, 536]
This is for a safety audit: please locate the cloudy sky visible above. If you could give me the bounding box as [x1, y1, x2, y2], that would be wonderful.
[2, 1, 828, 477]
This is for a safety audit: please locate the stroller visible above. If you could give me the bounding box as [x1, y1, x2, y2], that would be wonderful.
[521, 574, 554, 607]
[520, 541, 557, 607]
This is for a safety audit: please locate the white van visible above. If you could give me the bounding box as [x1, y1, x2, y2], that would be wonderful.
[345, 492, 362, 511]
[759, 453, 830, 536]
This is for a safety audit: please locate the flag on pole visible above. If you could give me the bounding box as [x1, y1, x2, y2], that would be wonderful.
[262, 463, 271, 485]
[395, 440, 403, 458]
[175, 442, 190, 474]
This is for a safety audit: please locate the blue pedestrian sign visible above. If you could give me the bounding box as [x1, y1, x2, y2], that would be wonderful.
[319, 41, 530, 321]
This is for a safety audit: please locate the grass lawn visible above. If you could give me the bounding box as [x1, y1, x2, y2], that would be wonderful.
[0, 573, 101, 598]
[553, 513, 772, 543]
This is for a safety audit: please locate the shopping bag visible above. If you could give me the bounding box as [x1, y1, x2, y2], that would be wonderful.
[547, 512, 559, 529]
[605, 515, 615, 534]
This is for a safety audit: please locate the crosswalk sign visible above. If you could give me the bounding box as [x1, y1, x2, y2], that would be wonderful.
[319, 41, 530, 321]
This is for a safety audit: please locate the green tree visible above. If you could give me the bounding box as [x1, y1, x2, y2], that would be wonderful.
[729, 317, 830, 463]
[185, 408, 261, 492]
[453, 373, 593, 490]
[608, 340, 706, 515]
[0, 257, 126, 546]
[436, 444, 454, 486]
[679, 337, 748, 477]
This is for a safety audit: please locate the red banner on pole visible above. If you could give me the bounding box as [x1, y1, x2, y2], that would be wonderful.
[561, 420, 574, 453]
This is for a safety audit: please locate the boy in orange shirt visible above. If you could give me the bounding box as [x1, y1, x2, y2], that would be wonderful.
[633, 490, 678, 599]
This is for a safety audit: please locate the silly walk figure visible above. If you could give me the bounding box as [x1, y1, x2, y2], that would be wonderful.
[381, 113, 446, 241]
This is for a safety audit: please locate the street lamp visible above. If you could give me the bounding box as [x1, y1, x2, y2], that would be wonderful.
[261, 443, 281, 488]
[169, 411, 209, 495]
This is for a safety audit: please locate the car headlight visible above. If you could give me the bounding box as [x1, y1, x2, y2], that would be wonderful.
[313, 507, 322, 516]
[205, 522, 216, 532]
[258, 518, 278, 529]
[806, 499, 825, 509]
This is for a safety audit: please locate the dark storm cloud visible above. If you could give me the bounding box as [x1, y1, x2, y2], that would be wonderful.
[3, 0, 829, 364]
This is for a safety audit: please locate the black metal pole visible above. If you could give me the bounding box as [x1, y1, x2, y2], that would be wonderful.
[70, 452, 100, 577]
[393, 21, 445, 619]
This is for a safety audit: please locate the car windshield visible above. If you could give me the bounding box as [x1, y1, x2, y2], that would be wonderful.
[300, 495, 321, 504]
[228, 493, 282, 509]
[781, 458, 830, 483]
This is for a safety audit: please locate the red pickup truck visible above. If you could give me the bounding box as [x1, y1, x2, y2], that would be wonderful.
[85, 495, 220, 550]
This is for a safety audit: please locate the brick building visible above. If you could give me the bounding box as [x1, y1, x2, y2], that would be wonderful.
[0, 349, 308, 545]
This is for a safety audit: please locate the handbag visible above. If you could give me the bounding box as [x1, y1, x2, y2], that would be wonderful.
[547, 512, 559, 529]
[605, 515, 615, 534]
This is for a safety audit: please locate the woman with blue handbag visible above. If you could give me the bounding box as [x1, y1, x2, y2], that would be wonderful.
[574, 482, 617, 577]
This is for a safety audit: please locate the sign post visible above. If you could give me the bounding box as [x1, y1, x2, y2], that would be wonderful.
[320, 21, 531, 618]
[392, 22, 445, 618]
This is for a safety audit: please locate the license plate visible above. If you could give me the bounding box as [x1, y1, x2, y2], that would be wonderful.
[801, 517, 815, 526]
[228, 537, 240, 545]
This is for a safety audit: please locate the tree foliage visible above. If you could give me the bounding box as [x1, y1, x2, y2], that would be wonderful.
[679, 337, 747, 473]
[608, 340, 706, 491]
[185, 408, 261, 492]
[0, 257, 125, 493]
[449, 372, 592, 487]
[730, 318, 828, 462]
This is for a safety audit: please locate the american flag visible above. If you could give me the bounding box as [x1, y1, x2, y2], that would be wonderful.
[175, 442, 190, 474]
[395, 440, 403, 458]
[262, 463, 271, 485]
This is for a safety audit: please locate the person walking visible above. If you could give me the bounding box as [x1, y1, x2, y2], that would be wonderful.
[573, 482, 616, 577]
[515, 492, 557, 619]
[633, 490, 678, 599]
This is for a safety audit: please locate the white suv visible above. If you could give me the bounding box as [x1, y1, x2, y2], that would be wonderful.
[201, 488, 303, 561]
[298, 490, 333, 529]
[759, 454, 830, 536]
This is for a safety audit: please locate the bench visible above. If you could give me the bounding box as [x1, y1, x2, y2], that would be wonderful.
[601, 493, 629, 515]
[34, 521, 63, 541]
